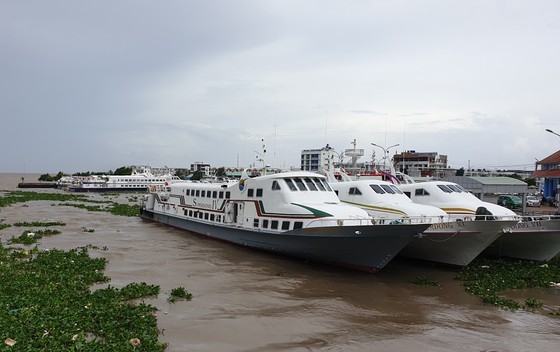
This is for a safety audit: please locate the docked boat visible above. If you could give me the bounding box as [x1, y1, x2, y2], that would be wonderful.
[140, 170, 431, 273]
[67, 172, 181, 192]
[329, 177, 517, 266]
[399, 181, 560, 261]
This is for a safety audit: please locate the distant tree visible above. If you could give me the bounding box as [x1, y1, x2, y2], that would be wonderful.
[190, 171, 203, 181]
[174, 169, 188, 179]
[524, 177, 537, 187]
[509, 173, 523, 180]
[38, 173, 55, 181]
[113, 166, 132, 175]
[455, 167, 465, 176]
[215, 167, 226, 177]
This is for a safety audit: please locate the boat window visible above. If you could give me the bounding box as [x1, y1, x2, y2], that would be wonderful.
[284, 178, 298, 191]
[415, 188, 429, 196]
[369, 184, 385, 194]
[195, 190, 200, 197]
[437, 185, 453, 193]
[219, 191, 224, 198]
[248, 189, 254, 197]
[204, 213, 209, 220]
[380, 185, 395, 194]
[256, 188, 263, 197]
[294, 178, 308, 191]
[271, 220, 279, 229]
[321, 179, 333, 191]
[304, 177, 318, 191]
[210, 214, 215, 221]
[314, 178, 326, 191]
[390, 185, 403, 194]
[456, 185, 468, 192]
[212, 191, 217, 198]
[349, 187, 362, 195]
[186, 189, 190, 196]
[253, 219, 259, 228]
[262, 219, 269, 229]
[448, 185, 463, 193]
[294, 221, 303, 229]
[282, 221, 290, 230]
[271, 180, 281, 190]
[404, 191, 411, 198]
[201, 190, 206, 197]
[225, 191, 231, 199]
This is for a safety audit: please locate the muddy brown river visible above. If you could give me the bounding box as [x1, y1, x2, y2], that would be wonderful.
[2, 173, 560, 351]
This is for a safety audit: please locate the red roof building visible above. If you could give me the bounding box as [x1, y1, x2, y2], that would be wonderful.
[532, 150, 560, 198]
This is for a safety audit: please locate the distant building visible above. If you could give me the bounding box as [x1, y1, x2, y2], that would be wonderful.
[190, 162, 211, 177]
[393, 151, 448, 177]
[531, 150, 560, 199]
[301, 145, 337, 172]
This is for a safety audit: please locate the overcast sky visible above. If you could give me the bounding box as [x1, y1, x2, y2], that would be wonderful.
[2, 0, 559, 174]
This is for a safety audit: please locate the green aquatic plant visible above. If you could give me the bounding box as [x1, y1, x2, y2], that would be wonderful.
[9, 229, 62, 245]
[456, 257, 560, 310]
[410, 276, 440, 286]
[168, 287, 193, 302]
[524, 298, 543, 309]
[0, 222, 11, 231]
[56, 201, 140, 217]
[13, 220, 66, 227]
[0, 243, 165, 351]
[0, 191, 140, 217]
[0, 190, 90, 207]
[118, 282, 160, 301]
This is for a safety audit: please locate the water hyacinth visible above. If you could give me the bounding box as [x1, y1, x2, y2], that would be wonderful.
[0, 243, 166, 351]
[456, 256, 560, 310]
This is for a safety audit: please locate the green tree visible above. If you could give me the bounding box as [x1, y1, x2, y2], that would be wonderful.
[113, 166, 132, 175]
[190, 171, 203, 181]
[215, 167, 226, 177]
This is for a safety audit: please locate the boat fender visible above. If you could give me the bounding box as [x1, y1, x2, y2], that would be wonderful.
[371, 219, 376, 225]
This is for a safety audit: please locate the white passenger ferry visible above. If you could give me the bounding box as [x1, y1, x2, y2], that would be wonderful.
[399, 181, 560, 262]
[329, 177, 518, 266]
[141, 170, 431, 273]
[67, 172, 181, 192]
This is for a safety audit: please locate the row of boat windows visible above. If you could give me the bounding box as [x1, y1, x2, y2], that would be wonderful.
[184, 209, 224, 222]
[437, 184, 467, 193]
[111, 179, 168, 183]
[182, 177, 332, 199]
[253, 218, 304, 230]
[279, 177, 333, 192]
[339, 184, 404, 196]
[183, 208, 304, 231]
[185, 189, 232, 199]
[413, 185, 467, 196]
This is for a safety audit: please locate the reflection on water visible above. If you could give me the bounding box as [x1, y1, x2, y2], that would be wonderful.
[1, 173, 560, 351]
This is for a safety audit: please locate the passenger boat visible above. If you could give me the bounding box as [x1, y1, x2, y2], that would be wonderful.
[329, 177, 518, 266]
[67, 172, 181, 192]
[140, 170, 431, 273]
[399, 181, 560, 261]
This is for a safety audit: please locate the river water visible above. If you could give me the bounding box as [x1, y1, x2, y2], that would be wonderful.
[2, 173, 560, 351]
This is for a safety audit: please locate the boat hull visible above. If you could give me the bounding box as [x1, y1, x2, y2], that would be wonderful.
[483, 218, 560, 261]
[398, 220, 518, 266]
[141, 209, 428, 273]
